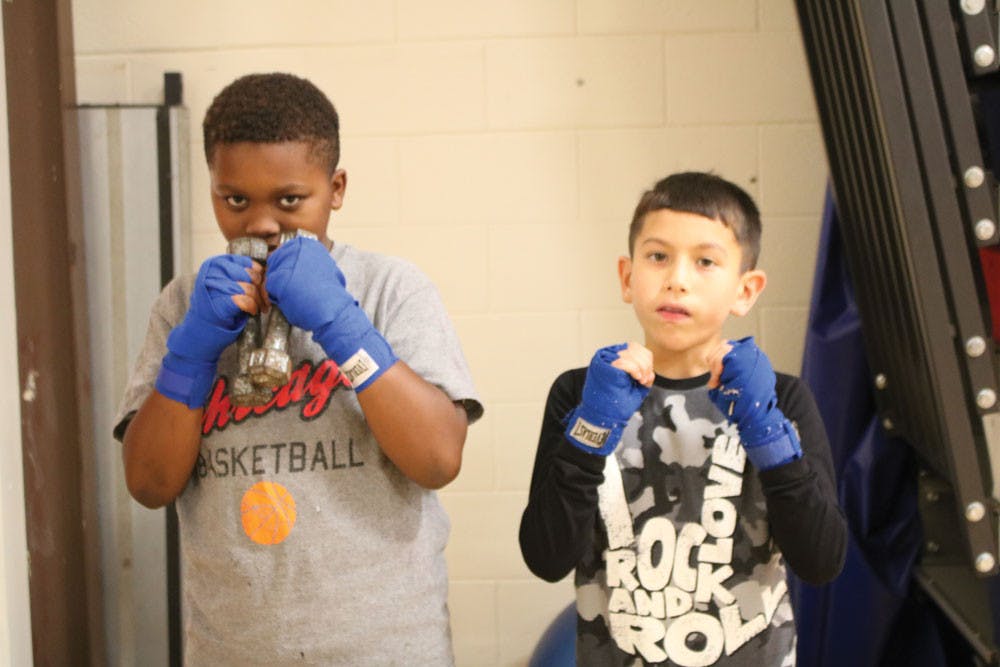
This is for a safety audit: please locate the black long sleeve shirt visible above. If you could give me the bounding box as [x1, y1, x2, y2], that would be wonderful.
[519, 369, 847, 666]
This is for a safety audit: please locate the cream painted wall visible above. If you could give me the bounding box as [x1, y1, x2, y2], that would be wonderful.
[71, 1, 829, 665]
[0, 22, 34, 667]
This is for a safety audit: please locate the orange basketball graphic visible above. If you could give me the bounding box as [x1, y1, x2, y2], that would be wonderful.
[241, 481, 297, 545]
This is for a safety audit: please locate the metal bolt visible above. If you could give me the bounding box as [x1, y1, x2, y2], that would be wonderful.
[925, 541, 940, 554]
[875, 374, 888, 390]
[966, 336, 987, 358]
[962, 0, 986, 15]
[975, 45, 996, 68]
[926, 490, 940, 503]
[976, 552, 996, 573]
[975, 219, 997, 241]
[964, 166, 985, 188]
[882, 417, 894, 431]
[966, 501, 986, 522]
[977, 388, 997, 410]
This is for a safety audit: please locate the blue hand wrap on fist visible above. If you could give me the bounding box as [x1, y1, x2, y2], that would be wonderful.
[265, 237, 397, 392]
[564, 344, 651, 456]
[156, 254, 252, 408]
[708, 336, 802, 470]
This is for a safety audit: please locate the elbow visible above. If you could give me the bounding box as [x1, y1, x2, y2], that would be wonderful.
[124, 466, 178, 509]
[793, 560, 845, 587]
[790, 558, 843, 586]
[415, 420, 466, 489]
[123, 450, 180, 509]
[124, 475, 171, 509]
[810, 538, 848, 586]
[520, 535, 567, 582]
[787, 528, 848, 586]
[526, 559, 572, 583]
[519, 518, 575, 583]
[418, 449, 462, 490]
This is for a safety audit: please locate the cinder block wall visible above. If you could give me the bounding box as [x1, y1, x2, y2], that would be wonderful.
[73, 1, 828, 664]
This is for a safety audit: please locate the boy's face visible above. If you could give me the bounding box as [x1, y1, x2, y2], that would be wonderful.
[618, 208, 765, 377]
[208, 141, 346, 251]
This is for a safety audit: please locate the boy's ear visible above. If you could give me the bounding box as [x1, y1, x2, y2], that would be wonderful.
[330, 169, 347, 210]
[618, 255, 634, 304]
[731, 268, 766, 317]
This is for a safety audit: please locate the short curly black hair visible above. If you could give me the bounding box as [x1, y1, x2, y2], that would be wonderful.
[202, 72, 340, 173]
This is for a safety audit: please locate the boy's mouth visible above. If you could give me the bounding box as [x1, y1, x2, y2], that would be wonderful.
[657, 304, 690, 319]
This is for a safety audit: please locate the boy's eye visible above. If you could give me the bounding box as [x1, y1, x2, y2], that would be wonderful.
[697, 257, 716, 268]
[225, 195, 248, 208]
[647, 252, 667, 263]
[279, 195, 302, 208]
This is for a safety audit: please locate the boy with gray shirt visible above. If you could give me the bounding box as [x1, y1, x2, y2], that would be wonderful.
[115, 73, 482, 665]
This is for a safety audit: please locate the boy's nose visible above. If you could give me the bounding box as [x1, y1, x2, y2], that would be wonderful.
[244, 212, 282, 241]
[664, 262, 690, 292]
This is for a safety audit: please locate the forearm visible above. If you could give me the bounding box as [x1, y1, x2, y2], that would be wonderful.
[759, 375, 847, 584]
[761, 457, 847, 584]
[357, 361, 467, 489]
[520, 439, 604, 582]
[122, 390, 203, 508]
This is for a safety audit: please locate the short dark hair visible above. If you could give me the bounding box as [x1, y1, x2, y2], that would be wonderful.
[628, 172, 762, 270]
[202, 72, 340, 173]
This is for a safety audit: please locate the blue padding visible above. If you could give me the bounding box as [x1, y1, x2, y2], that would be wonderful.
[790, 188, 974, 666]
[528, 602, 575, 667]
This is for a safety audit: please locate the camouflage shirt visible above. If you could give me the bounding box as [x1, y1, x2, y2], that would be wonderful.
[520, 370, 846, 666]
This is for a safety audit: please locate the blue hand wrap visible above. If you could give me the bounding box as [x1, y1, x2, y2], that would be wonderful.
[157, 354, 218, 410]
[155, 255, 251, 408]
[707, 336, 802, 470]
[564, 344, 651, 456]
[266, 237, 397, 392]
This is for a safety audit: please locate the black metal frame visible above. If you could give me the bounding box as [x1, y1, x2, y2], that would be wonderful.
[156, 71, 184, 667]
[796, 0, 1000, 659]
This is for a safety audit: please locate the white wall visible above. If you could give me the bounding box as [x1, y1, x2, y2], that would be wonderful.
[0, 21, 35, 667]
[71, 1, 829, 665]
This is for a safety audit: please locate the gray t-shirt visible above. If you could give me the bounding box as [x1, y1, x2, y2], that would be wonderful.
[115, 243, 483, 666]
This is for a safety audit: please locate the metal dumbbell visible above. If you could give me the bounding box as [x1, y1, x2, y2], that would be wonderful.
[247, 229, 318, 390]
[226, 236, 272, 407]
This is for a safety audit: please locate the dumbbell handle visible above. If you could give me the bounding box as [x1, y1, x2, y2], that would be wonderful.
[226, 236, 268, 361]
[226, 237, 269, 406]
[261, 308, 290, 352]
[261, 230, 296, 355]
[247, 230, 318, 389]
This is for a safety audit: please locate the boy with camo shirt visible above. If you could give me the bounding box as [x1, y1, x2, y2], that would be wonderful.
[115, 73, 481, 665]
[520, 172, 846, 666]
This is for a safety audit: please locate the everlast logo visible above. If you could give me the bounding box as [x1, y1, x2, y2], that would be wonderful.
[343, 349, 378, 387]
[202, 359, 351, 435]
[570, 417, 610, 448]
